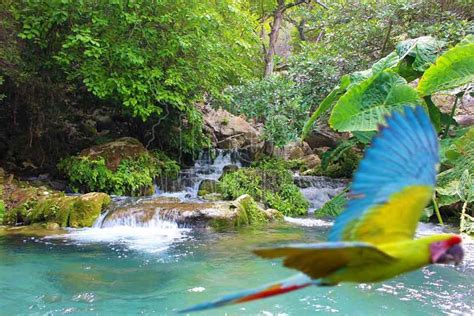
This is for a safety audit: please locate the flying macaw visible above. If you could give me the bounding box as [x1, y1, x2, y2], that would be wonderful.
[179, 106, 464, 313]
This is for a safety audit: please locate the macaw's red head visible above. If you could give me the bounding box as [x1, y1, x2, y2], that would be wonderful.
[430, 235, 463, 265]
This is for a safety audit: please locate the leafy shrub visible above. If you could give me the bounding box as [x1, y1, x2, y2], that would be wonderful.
[219, 75, 308, 147]
[58, 152, 179, 196]
[307, 144, 362, 179]
[220, 160, 308, 216]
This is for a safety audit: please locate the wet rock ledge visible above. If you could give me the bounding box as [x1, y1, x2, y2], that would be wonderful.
[0, 168, 110, 228]
[100, 194, 283, 231]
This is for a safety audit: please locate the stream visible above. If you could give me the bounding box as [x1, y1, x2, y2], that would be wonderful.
[0, 150, 472, 315]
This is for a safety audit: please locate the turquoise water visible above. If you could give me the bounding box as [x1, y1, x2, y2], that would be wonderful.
[0, 221, 473, 315]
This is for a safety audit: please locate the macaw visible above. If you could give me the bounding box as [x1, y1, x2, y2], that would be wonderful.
[179, 106, 464, 313]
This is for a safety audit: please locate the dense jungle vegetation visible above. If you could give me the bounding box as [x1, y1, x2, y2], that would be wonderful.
[0, 0, 473, 229]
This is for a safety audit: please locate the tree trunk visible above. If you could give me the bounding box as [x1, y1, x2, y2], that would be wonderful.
[264, 1, 285, 77]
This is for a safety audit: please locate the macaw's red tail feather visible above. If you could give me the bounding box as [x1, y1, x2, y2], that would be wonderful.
[178, 274, 312, 313]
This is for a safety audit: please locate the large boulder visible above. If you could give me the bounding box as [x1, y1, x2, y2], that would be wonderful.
[1, 172, 110, 227]
[197, 179, 220, 196]
[79, 137, 147, 171]
[101, 194, 282, 230]
[303, 122, 349, 150]
[200, 105, 262, 150]
[273, 141, 312, 160]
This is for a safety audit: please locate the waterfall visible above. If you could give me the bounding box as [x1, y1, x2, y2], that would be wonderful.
[293, 175, 347, 213]
[155, 149, 246, 200]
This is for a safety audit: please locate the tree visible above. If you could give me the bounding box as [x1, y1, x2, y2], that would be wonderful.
[254, 0, 327, 77]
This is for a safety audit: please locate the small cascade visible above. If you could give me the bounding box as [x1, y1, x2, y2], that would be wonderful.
[294, 175, 348, 213]
[156, 149, 246, 200]
[63, 198, 189, 253]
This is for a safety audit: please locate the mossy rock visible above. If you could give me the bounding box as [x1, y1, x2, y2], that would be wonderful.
[197, 179, 221, 197]
[29, 196, 75, 227]
[307, 149, 362, 178]
[211, 194, 283, 231]
[79, 137, 147, 171]
[69, 193, 111, 227]
[58, 138, 179, 196]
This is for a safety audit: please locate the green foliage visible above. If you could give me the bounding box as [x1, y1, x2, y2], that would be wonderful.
[437, 127, 474, 206]
[396, 36, 446, 73]
[329, 70, 420, 132]
[220, 160, 309, 216]
[0, 200, 4, 224]
[58, 152, 179, 196]
[418, 35, 474, 96]
[314, 145, 362, 179]
[316, 190, 348, 217]
[11, 0, 259, 120]
[220, 75, 307, 147]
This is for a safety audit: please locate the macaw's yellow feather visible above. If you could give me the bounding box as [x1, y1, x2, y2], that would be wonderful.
[254, 242, 395, 280]
[343, 185, 433, 245]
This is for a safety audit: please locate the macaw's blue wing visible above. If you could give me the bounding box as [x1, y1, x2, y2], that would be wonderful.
[329, 106, 439, 245]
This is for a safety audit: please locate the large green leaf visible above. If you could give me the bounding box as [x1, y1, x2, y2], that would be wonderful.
[329, 70, 420, 132]
[301, 70, 373, 139]
[418, 36, 474, 96]
[371, 51, 400, 74]
[301, 87, 344, 139]
[396, 36, 446, 72]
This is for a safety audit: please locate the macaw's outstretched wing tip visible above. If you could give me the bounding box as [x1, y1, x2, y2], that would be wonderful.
[177, 274, 312, 313]
[329, 105, 439, 244]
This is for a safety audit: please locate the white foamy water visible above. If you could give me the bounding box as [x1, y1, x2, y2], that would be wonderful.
[156, 149, 244, 200]
[51, 213, 190, 254]
[284, 216, 332, 227]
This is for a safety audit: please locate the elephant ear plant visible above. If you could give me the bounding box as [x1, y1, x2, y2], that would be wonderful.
[303, 35, 474, 225]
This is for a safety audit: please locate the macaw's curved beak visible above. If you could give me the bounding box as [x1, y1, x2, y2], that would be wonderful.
[432, 244, 464, 266]
[447, 244, 464, 266]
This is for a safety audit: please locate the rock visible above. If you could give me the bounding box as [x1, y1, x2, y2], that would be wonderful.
[200, 193, 224, 201]
[301, 154, 321, 170]
[274, 141, 312, 160]
[102, 195, 282, 230]
[304, 122, 349, 149]
[200, 105, 262, 150]
[79, 137, 147, 171]
[313, 146, 331, 157]
[1, 171, 110, 227]
[197, 179, 220, 197]
[431, 91, 474, 127]
[69, 193, 111, 228]
[219, 165, 239, 180]
[46, 222, 60, 230]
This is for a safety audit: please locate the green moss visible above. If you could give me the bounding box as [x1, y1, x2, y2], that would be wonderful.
[220, 162, 309, 216]
[238, 196, 267, 225]
[69, 193, 111, 228]
[0, 200, 4, 224]
[58, 151, 179, 196]
[29, 196, 74, 227]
